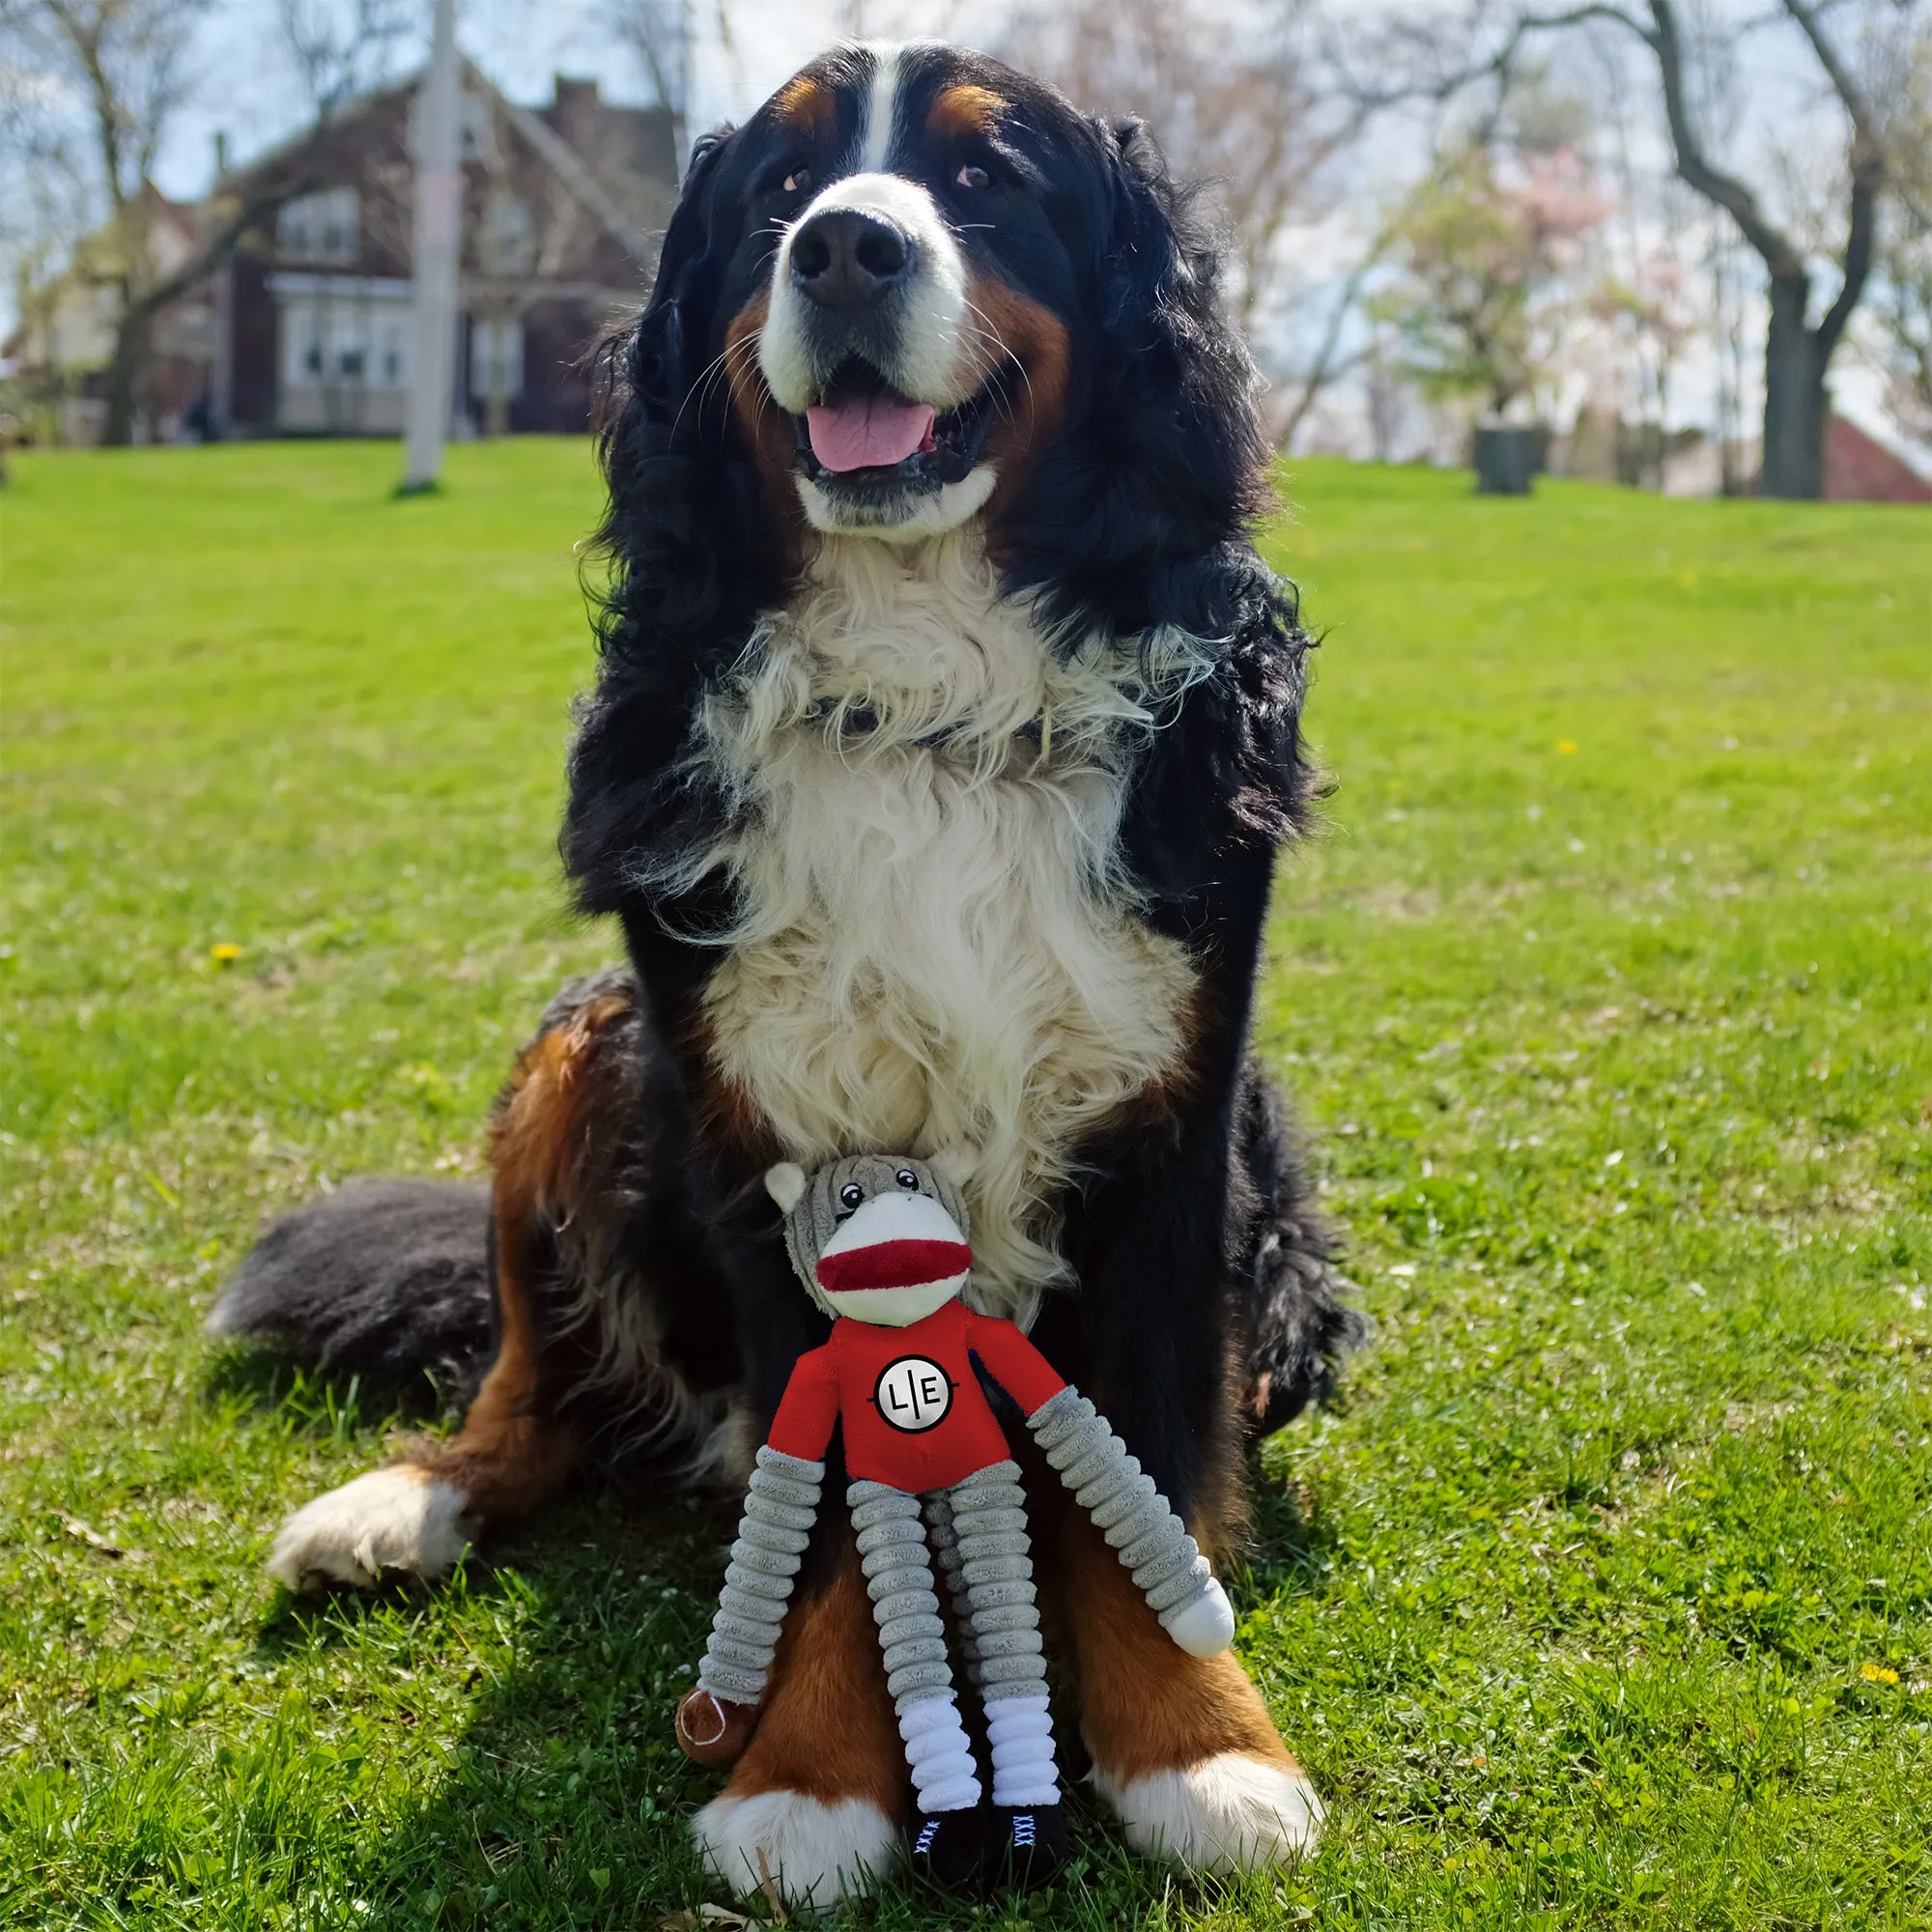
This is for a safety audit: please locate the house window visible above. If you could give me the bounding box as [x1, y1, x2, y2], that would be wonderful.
[278, 188, 358, 266]
[281, 295, 408, 389]
[458, 89, 494, 160]
[378, 320, 407, 387]
[469, 316, 524, 399]
[479, 190, 535, 277]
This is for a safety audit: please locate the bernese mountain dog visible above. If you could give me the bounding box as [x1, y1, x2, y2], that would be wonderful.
[213, 39, 1358, 1904]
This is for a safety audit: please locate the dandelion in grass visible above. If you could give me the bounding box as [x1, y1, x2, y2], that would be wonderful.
[210, 943, 242, 964]
[1556, 738, 1578, 755]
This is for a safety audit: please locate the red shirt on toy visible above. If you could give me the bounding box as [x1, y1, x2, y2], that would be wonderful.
[767, 1295, 1067, 1492]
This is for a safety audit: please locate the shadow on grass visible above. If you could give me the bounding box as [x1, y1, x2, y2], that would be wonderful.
[322, 1484, 764, 1930]
[202, 1345, 462, 1435]
[1238, 1455, 1347, 1606]
[229, 1351, 1353, 1928]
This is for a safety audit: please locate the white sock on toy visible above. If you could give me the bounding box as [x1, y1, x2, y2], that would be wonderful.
[985, 1690, 1061, 1807]
[898, 1693, 982, 1814]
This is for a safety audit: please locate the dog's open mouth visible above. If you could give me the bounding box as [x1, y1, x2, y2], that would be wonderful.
[794, 357, 998, 491]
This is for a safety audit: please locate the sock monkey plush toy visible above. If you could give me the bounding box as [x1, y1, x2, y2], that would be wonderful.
[673, 1152, 1237, 1892]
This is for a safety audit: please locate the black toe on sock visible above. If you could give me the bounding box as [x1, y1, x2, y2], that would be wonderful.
[907, 1806, 986, 1888]
[991, 1804, 1069, 1889]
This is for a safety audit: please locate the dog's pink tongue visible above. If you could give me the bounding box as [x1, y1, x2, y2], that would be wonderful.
[807, 394, 936, 472]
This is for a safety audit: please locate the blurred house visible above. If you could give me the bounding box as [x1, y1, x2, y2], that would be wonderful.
[5, 189, 220, 444]
[4, 69, 674, 443]
[1536, 407, 1930, 500]
[1822, 415, 1932, 504]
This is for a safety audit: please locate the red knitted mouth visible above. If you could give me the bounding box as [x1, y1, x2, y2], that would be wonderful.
[815, 1238, 972, 1294]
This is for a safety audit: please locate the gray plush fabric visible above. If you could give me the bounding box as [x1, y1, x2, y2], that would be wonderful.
[850, 1479, 956, 1705]
[922, 1490, 982, 1687]
[1027, 1385, 1221, 1635]
[945, 1460, 1047, 1701]
[778, 1153, 971, 1317]
[695, 1444, 824, 1706]
[856, 1463, 1059, 1812]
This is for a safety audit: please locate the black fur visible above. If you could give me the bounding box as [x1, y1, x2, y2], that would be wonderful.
[221, 43, 1359, 1531]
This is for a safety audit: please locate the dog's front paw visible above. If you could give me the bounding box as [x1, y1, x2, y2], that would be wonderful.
[1095, 1750, 1323, 1874]
[691, 1788, 898, 1907]
[268, 1465, 473, 1591]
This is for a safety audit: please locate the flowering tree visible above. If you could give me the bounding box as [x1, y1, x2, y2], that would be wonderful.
[1373, 136, 1607, 421]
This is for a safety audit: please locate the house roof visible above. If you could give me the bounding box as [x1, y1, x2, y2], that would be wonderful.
[213, 62, 675, 270]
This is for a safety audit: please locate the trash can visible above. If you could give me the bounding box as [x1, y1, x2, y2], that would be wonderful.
[1474, 425, 1540, 495]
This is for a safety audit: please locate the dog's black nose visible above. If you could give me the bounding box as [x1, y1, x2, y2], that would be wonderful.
[789, 208, 912, 309]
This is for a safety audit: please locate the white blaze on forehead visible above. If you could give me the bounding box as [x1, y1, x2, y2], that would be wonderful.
[759, 170, 974, 412]
[859, 42, 903, 173]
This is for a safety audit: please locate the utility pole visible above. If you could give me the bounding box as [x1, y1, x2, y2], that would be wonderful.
[401, 0, 461, 494]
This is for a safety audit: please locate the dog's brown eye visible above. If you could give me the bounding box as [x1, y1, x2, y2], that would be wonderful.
[895, 1168, 919, 1189]
[839, 1182, 865, 1208]
[783, 167, 812, 195]
[954, 164, 989, 190]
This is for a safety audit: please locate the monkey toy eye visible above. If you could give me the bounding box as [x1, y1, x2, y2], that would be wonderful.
[895, 1168, 920, 1189]
[839, 1181, 866, 1209]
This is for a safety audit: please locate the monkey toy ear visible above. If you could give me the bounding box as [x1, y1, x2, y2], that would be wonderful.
[764, 1161, 808, 1213]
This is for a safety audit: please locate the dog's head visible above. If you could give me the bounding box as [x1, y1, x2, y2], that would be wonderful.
[599, 41, 1267, 631]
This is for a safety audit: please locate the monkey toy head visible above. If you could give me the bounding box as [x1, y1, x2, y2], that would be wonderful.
[764, 1152, 973, 1328]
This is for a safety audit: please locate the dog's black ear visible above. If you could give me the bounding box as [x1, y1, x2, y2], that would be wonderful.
[1096, 115, 1265, 513]
[1009, 117, 1269, 643]
[628, 127, 736, 422]
[570, 122, 770, 921]
[1099, 118, 1196, 354]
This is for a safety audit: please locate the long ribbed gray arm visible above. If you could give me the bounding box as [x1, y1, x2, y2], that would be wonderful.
[1027, 1385, 1236, 1658]
[694, 1444, 823, 1706]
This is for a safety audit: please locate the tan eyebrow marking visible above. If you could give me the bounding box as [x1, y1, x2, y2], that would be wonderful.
[929, 84, 1008, 141]
[774, 73, 838, 135]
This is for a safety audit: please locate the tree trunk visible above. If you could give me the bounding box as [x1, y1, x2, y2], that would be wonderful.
[100, 309, 149, 447]
[1760, 271, 1829, 499]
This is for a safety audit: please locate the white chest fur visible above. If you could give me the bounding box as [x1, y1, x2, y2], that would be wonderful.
[690, 535, 1205, 1322]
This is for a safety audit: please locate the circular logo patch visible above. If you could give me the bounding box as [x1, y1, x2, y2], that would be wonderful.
[872, 1356, 954, 1433]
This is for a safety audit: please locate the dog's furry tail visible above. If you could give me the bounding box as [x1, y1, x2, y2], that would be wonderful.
[207, 1178, 497, 1407]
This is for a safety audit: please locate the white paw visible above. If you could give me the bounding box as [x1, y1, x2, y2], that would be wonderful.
[1163, 1577, 1237, 1658]
[1096, 1750, 1324, 1875]
[267, 1466, 473, 1591]
[691, 1788, 898, 1907]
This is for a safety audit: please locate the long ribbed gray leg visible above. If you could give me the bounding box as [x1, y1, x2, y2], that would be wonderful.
[922, 1489, 982, 1689]
[1027, 1385, 1236, 1658]
[947, 1461, 1060, 1808]
[694, 1445, 822, 1708]
[848, 1479, 981, 1816]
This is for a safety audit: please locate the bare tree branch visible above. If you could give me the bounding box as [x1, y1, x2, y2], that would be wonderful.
[1640, 0, 1807, 275]
[1816, 155, 1883, 355]
[277, 0, 410, 121]
[1397, 0, 1914, 494]
[1276, 224, 1397, 448]
[1780, 0, 1884, 145]
[2, 0, 398, 442]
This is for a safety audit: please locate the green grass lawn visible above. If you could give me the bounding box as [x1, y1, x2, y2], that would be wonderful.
[2, 440, 1927, 1931]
